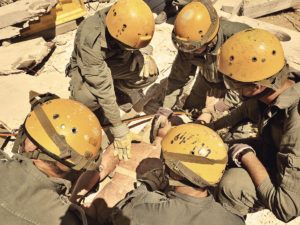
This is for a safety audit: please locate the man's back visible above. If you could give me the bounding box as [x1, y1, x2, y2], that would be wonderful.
[112, 185, 244, 225]
[0, 153, 84, 225]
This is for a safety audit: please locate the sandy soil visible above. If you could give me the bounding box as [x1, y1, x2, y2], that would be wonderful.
[258, 9, 300, 32]
[0, 2, 300, 225]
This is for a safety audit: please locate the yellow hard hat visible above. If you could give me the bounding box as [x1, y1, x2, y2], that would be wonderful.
[24, 99, 102, 171]
[106, 0, 155, 49]
[162, 124, 227, 187]
[172, 1, 219, 52]
[219, 28, 285, 83]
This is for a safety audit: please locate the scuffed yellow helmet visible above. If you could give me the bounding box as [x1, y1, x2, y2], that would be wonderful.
[106, 0, 155, 49]
[219, 28, 285, 83]
[172, 1, 219, 52]
[25, 98, 102, 171]
[162, 124, 227, 187]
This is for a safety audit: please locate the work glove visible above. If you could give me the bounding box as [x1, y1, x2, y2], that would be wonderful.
[130, 46, 159, 79]
[113, 132, 142, 160]
[137, 158, 169, 191]
[229, 143, 256, 167]
[150, 107, 173, 143]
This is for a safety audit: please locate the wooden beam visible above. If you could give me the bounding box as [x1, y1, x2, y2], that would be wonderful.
[221, 0, 243, 15]
[243, 0, 300, 18]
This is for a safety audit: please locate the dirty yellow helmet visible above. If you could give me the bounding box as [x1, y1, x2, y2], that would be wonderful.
[24, 98, 102, 171]
[162, 124, 227, 187]
[106, 0, 155, 49]
[219, 28, 286, 84]
[172, 0, 219, 52]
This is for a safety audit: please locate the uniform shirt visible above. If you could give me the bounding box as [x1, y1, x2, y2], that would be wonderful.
[0, 153, 85, 225]
[68, 7, 134, 137]
[211, 82, 300, 222]
[111, 184, 245, 225]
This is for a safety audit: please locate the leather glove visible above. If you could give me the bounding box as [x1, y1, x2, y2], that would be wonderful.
[137, 158, 168, 191]
[113, 132, 142, 160]
[229, 143, 256, 167]
[130, 51, 159, 79]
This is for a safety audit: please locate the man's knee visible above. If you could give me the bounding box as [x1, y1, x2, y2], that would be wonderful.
[217, 168, 258, 216]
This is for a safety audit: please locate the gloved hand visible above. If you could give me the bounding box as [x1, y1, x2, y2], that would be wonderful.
[130, 51, 159, 79]
[137, 158, 168, 191]
[113, 132, 142, 160]
[229, 143, 256, 167]
[150, 107, 173, 143]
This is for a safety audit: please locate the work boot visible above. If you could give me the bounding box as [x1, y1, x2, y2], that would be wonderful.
[155, 3, 178, 24]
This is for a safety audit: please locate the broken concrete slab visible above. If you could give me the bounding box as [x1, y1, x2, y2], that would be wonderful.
[0, 0, 57, 29]
[243, 0, 300, 18]
[217, 10, 300, 72]
[222, 0, 243, 15]
[0, 37, 55, 75]
[214, 0, 243, 15]
[0, 26, 21, 40]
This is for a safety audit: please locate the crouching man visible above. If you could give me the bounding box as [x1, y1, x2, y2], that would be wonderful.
[0, 95, 102, 225]
[111, 123, 245, 225]
[212, 28, 300, 222]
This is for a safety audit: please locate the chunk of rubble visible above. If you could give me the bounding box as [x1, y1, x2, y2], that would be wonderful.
[0, 37, 54, 75]
[0, 0, 57, 29]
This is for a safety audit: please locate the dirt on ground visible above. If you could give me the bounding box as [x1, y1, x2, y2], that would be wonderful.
[258, 8, 300, 32]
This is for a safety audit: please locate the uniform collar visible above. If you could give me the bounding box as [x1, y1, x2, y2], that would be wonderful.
[169, 191, 214, 205]
[273, 81, 300, 110]
[96, 7, 111, 49]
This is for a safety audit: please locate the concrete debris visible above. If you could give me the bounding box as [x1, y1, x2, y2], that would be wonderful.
[0, 0, 57, 29]
[0, 0, 18, 7]
[0, 0, 58, 40]
[0, 37, 54, 75]
[243, 0, 300, 18]
[215, 0, 300, 18]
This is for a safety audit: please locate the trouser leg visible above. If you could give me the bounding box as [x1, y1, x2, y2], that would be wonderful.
[183, 75, 226, 111]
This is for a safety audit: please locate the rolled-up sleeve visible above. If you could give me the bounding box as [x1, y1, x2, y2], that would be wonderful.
[257, 103, 300, 222]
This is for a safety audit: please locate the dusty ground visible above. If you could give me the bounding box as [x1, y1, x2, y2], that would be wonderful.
[258, 9, 300, 32]
[1, 1, 300, 225]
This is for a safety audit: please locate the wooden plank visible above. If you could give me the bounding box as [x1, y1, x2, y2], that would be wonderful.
[218, 10, 300, 72]
[221, 0, 243, 15]
[243, 0, 300, 18]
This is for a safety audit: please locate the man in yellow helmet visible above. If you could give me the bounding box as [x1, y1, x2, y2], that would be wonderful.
[111, 123, 245, 225]
[0, 93, 103, 224]
[163, 0, 250, 116]
[210, 28, 300, 222]
[66, 0, 158, 161]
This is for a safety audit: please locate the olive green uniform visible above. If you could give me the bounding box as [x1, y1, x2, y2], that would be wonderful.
[163, 19, 250, 110]
[0, 152, 86, 225]
[213, 82, 300, 222]
[111, 184, 245, 225]
[67, 7, 156, 137]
